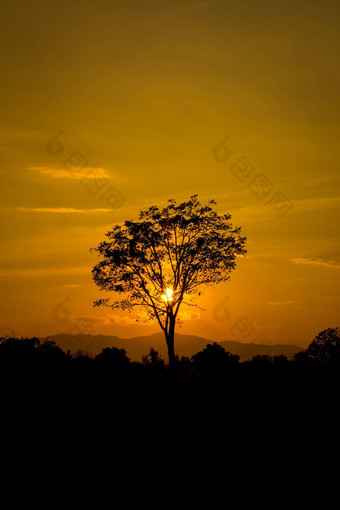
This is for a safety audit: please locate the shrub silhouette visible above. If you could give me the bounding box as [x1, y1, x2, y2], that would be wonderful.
[191, 342, 239, 373]
[94, 347, 130, 373]
[142, 348, 165, 369]
[0, 336, 39, 364]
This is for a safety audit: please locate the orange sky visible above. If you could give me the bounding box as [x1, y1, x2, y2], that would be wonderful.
[1, 0, 339, 347]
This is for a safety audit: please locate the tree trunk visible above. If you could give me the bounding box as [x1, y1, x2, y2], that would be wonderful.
[165, 316, 176, 369]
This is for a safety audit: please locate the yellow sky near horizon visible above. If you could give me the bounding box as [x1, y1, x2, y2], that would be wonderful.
[1, 0, 339, 347]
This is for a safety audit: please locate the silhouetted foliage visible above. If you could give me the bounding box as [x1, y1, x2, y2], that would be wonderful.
[94, 347, 130, 373]
[91, 195, 246, 367]
[142, 348, 165, 369]
[0, 336, 40, 363]
[37, 340, 68, 362]
[306, 327, 340, 364]
[272, 355, 288, 365]
[192, 342, 239, 373]
[250, 354, 273, 366]
[0, 329, 339, 420]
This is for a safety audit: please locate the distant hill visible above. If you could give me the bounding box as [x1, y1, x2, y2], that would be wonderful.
[40, 333, 304, 362]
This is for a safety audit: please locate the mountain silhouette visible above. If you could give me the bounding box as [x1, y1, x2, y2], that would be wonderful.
[40, 333, 303, 361]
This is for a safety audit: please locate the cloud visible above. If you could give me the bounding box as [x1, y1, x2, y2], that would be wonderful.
[16, 207, 111, 213]
[106, 314, 141, 326]
[226, 195, 340, 225]
[29, 166, 110, 179]
[291, 257, 340, 269]
[58, 314, 134, 333]
[292, 197, 340, 212]
[64, 284, 82, 288]
[70, 310, 201, 329]
[267, 300, 297, 305]
[66, 314, 111, 333]
[51, 307, 152, 333]
[0, 266, 90, 278]
[178, 311, 201, 321]
[105, 312, 155, 327]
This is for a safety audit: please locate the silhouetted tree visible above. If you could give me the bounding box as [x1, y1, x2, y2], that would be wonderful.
[250, 354, 273, 367]
[142, 348, 165, 369]
[293, 350, 311, 364]
[37, 340, 68, 363]
[306, 327, 340, 364]
[94, 347, 130, 374]
[91, 196, 246, 367]
[0, 336, 40, 367]
[192, 342, 239, 373]
[272, 355, 288, 365]
[177, 356, 192, 371]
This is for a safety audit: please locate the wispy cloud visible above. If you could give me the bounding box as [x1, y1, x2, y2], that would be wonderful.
[291, 257, 340, 269]
[59, 312, 154, 333]
[89, 310, 201, 327]
[64, 284, 82, 288]
[66, 314, 111, 333]
[29, 166, 110, 179]
[293, 196, 340, 212]
[16, 207, 111, 213]
[0, 266, 90, 278]
[178, 311, 201, 321]
[267, 300, 297, 306]
[106, 314, 145, 327]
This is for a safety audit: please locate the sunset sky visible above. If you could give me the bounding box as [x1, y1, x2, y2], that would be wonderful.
[1, 0, 339, 347]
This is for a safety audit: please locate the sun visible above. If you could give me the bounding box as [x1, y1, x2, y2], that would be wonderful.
[162, 288, 174, 303]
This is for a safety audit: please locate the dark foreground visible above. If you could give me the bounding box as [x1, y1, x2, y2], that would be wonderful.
[1, 337, 339, 479]
[1, 334, 338, 497]
[1, 337, 339, 423]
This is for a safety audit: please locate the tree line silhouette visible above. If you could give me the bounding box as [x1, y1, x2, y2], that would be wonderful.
[1, 328, 339, 411]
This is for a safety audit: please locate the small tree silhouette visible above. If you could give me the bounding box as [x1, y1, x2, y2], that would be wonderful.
[94, 347, 131, 373]
[192, 342, 240, 373]
[142, 348, 165, 369]
[91, 195, 246, 368]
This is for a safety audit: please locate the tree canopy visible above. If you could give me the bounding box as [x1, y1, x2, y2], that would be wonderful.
[306, 327, 340, 363]
[91, 195, 247, 365]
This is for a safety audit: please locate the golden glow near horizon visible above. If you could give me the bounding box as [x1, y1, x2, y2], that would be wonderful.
[0, 0, 339, 347]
